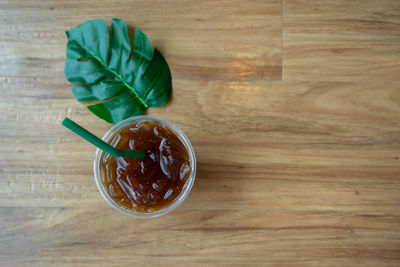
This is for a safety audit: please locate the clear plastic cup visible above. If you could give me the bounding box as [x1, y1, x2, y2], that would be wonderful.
[93, 115, 196, 218]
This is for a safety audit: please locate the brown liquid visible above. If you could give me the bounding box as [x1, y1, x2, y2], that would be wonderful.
[101, 121, 191, 212]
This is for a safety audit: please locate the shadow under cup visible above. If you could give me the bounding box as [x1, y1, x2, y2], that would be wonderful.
[93, 115, 196, 218]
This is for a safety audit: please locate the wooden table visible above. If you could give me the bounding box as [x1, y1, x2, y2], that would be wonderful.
[1, 0, 400, 265]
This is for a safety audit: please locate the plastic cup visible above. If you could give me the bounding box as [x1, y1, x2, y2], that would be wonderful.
[93, 115, 196, 218]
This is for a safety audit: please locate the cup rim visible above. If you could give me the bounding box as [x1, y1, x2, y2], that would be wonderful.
[93, 115, 196, 218]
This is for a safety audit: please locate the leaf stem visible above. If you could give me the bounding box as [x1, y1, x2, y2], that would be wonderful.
[107, 67, 149, 108]
[85, 47, 149, 109]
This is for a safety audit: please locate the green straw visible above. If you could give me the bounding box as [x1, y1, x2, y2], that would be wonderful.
[62, 117, 146, 159]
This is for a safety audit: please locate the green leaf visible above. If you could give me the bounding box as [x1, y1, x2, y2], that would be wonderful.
[65, 18, 172, 123]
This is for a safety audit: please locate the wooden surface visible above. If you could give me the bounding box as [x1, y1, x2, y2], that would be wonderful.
[1, 0, 400, 266]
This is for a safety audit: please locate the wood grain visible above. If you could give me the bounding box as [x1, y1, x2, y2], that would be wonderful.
[0, 0, 282, 80]
[283, 0, 400, 81]
[1, 0, 400, 266]
[1, 208, 399, 266]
